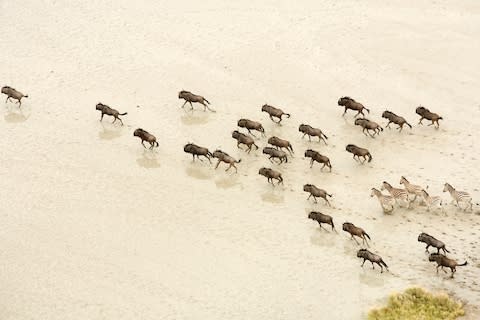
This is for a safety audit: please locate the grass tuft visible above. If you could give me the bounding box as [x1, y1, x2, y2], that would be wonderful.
[368, 287, 465, 320]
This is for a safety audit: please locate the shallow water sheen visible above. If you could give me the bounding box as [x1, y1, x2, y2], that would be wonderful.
[1, 0, 479, 319]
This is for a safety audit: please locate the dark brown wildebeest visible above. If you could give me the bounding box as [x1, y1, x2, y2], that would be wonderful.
[345, 144, 372, 163]
[357, 249, 389, 273]
[342, 222, 371, 245]
[299, 124, 328, 144]
[258, 167, 283, 185]
[263, 147, 288, 164]
[416, 106, 442, 128]
[237, 119, 265, 137]
[303, 184, 332, 206]
[232, 130, 259, 153]
[268, 136, 294, 155]
[304, 149, 332, 171]
[354, 118, 383, 137]
[184, 143, 213, 162]
[428, 253, 467, 278]
[261, 104, 290, 123]
[338, 97, 370, 117]
[418, 233, 450, 254]
[382, 110, 412, 132]
[133, 128, 159, 149]
[1, 86, 28, 107]
[96, 103, 128, 125]
[308, 211, 335, 231]
[212, 150, 241, 173]
[178, 90, 214, 112]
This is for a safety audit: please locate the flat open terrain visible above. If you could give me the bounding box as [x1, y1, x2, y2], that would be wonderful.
[1, 0, 479, 319]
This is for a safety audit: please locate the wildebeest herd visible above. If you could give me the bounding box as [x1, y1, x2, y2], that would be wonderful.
[2, 86, 475, 278]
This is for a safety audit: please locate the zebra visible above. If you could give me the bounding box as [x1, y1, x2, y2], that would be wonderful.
[420, 190, 444, 212]
[370, 188, 395, 213]
[381, 181, 410, 207]
[399, 176, 424, 203]
[443, 183, 473, 211]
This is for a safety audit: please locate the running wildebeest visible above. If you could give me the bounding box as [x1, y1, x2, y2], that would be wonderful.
[338, 97, 370, 117]
[261, 104, 290, 123]
[2, 86, 28, 107]
[303, 184, 332, 206]
[237, 119, 265, 137]
[304, 149, 332, 171]
[212, 150, 241, 173]
[258, 167, 283, 185]
[178, 90, 214, 112]
[382, 110, 412, 132]
[308, 211, 335, 231]
[96, 103, 127, 125]
[418, 233, 450, 254]
[184, 143, 213, 163]
[232, 130, 259, 153]
[357, 249, 389, 273]
[299, 124, 328, 144]
[342, 222, 371, 245]
[133, 128, 159, 149]
[268, 136, 294, 155]
[354, 118, 383, 137]
[345, 144, 372, 163]
[428, 253, 467, 278]
[416, 106, 442, 128]
[263, 147, 288, 164]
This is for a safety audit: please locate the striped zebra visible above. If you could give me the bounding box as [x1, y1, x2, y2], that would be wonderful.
[371, 188, 395, 213]
[399, 176, 424, 202]
[443, 183, 473, 211]
[381, 181, 410, 207]
[420, 189, 444, 212]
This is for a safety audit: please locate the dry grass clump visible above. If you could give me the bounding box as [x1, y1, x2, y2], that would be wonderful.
[368, 287, 465, 320]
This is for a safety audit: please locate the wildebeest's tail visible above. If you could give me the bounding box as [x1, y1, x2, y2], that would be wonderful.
[444, 247, 450, 253]
[236, 159, 242, 163]
[285, 113, 291, 118]
[204, 98, 210, 104]
[120, 112, 128, 116]
[406, 122, 412, 129]
[365, 107, 370, 114]
[155, 141, 159, 147]
[380, 259, 388, 268]
[288, 143, 294, 154]
[207, 151, 214, 158]
[367, 153, 372, 163]
[458, 261, 468, 267]
[364, 232, 371, 240]
[327, 193, 333, 198]
[322, 132, 328, 140]
[24, 94, 29, 98]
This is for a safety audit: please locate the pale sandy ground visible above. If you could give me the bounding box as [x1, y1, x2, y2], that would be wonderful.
[1, 0, 480, 319]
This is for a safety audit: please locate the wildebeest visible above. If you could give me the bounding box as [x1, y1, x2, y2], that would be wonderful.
[258, 167, 283, 185]
[304, 149, 332, 171]
[428, 253, 467, 278]
[178, 90, 214, 112]
[237, 119, 265, 137]
[1, 86, 28, 107]
[345, 144, 372, 163]
[212, 150, 241, 173]
[338, 97, 370, 117]
[354, 118, 383, 137]
[299, 124, 328, 144]
[357, 249, 389, 273]
[261, 104, 290, 123]
[308, 211, 335, 231]
[133, 128, 159, 149]
[342, 222, 371, 245]
[184, 143, 213, 162]
[303, 184, 332, 206]
[418, 233, 450, 254]
[96, 103, 127, 125]
[416, 106, 442, 128]
[382, 110, 412, 132]
[268, 136, 294, 155]
[232, 130, 259, 153]
[263, 147, 288, 164]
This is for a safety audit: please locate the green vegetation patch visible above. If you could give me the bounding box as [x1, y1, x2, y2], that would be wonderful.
[368, 287, 465, 320]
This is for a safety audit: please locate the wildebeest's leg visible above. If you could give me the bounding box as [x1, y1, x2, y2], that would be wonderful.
[324, 197, 331, 207]
[205, 155, 212, 163]
[247, 144, 252, 154]
[379, 263, 384, 273]
[100, 113, 104, 121]
[215, 160, 221, 169]
[436, 265, 440, 273]
[361, 258, 366, 267]
[141, 140, 147, 148]
[398, 124, 403, 132]
[112, 117, 117, 124]
[5, 96, 10, 103]
[386, 121, 392, 129]
[247, 129, 257, 138]
[310, 159, 314, 168]
[355, 110, 362, 117]
[307, 194, 312, 201]
[118, 117, 124, 126]
[181, 100, 188, 108]
[351, 235, 360, 245]
[313, 196, 318, 203]
[418, 117, 424, 124]
[189, 101, 194, 110]
[253, 143, 259, 150]
[342, 107, 348, 116]
[362, 128, 368, 136]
